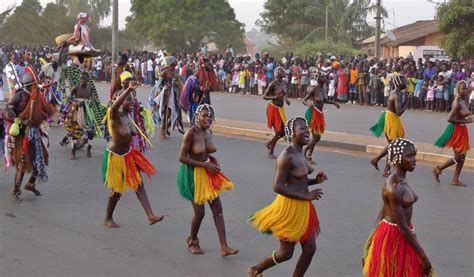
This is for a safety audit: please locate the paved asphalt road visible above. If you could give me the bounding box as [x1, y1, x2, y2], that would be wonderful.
[0, 124, 472, 276]
[89, 82, 473, 145]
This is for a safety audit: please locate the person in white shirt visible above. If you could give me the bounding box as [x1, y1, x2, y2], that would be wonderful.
[147, 58, 154, 85]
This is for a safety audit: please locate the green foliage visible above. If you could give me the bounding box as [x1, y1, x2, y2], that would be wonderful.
[436, 0, 474, 58]
[56, 0, 111, 23]
[127, 0, 245, 52]
[258, 0, 387, 47]
[295, 41, 365, 57]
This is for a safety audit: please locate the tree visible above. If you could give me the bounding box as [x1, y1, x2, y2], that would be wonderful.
[257, 0, 386, 47]
[436, 0, 474, 59]
[127, 0, 245, 52]
[56, 0, 111, 24]
[0, 0, 46, 45]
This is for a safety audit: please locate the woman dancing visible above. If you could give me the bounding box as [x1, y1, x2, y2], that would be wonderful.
[263, 67, 290, 159]
[433, 80, 472, 186]
[303, 71, 340, 164]
[369, 75, 409, 176]
[102, 80, 164, 228]
[248, 116, 327, 277]
[177, 104, 238, 256]
[362, 138, 433, 277]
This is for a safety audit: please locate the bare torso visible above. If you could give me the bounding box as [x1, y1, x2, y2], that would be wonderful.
[382, 176, 418, 225]
[188, 127, 216, 162]
[284, 147, 314, 195]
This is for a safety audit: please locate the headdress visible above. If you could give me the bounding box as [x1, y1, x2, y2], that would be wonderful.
[284, 116, 307, 142]
[387, 138, 416, 166]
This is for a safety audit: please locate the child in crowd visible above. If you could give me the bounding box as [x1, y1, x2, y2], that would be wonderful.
[414, 72, 424, 110]
[407, 72, 416, 109]
[238, 67, 246, 94]
[426, 79, 435, 112]
[434, 75, 443, 112]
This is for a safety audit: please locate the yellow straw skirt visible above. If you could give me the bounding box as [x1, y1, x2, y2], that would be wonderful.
[369, 110, 405, 141]
[102, 148, 156, 193]
[249, 195, 319, 243]
[177, 163, 234, 205]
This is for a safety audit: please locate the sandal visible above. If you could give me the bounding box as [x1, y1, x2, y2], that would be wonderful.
[186, 237, 204, 255]
[432, 166, 441, 183]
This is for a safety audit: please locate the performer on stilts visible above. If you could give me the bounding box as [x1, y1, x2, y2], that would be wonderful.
[177, 104, 238, 256]
[362, 138, 433, 277]
[433, 80, 472, 186]
[303, 70, 340, 164]
[369, 75, 409, 177]
[263, 67, 290, 159]
[102, 80, 164, 228]
[4, 69, 56, 203]
[248, 116, 327, 277]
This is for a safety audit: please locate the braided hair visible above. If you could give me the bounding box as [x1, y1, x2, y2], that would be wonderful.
[454, 80, 467, 97]
[284, 116, 307, 142]
[193, 104, 215, 126]
[387, 138, 416, 167]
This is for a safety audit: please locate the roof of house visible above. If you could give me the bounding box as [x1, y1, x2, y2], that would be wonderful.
[380, 20, 438, 46]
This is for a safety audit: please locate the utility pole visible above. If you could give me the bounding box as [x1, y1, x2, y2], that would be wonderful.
[111, 0, 119, 81]
[325, 5, 329, 42]
[374, 0, 381, 59]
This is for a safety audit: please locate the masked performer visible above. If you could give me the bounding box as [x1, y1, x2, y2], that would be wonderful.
[433, 80, 472, 186]
[362, 138, 433, 277]
[303, 70, 340, 164]
[4, 69, 56, 203]
[248, 116, 326, 277]
[149, 56, 184, 138]
[369, 75, 409, 177]
[102, 80, 164, 228]
[263, 67, 290, 159]
[177, 104, 238, 256]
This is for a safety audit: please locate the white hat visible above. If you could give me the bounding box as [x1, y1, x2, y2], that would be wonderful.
[77, 12, 88, 20]
[330, 56, 336, 61]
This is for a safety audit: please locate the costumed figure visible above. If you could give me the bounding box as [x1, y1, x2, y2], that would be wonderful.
[109, 54, 130, 101]
[62, 64, 106, 141]
[60, 72, 96, 159]
[362, 138, 434, 277]
[148, 56, 184, 138]
[369, 75, 409, 177]
[433, 80, 472, 186]
[38, 53, 64, 114]
[263, 67, 290, 159]
[303, 70, 340, 164]
[65, 12, 100, 66]
[177, 104, 238, 256]
[102, 80, 164, 228]
[248, 117, 327, 277]
[4, 69, 56, 203]
[180, 57, 219, 124]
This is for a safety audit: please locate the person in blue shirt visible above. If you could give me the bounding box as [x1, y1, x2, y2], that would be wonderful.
[414, 71, 425, 110]
[423, 61, 437, 80]
[266, 58, 275, 85]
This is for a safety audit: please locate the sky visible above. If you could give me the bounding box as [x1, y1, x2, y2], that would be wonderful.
[1, 0, 437, 31]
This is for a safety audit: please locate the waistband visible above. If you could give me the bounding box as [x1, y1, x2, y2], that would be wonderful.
[382, 219, 415, 234]
[106, 147, 131, 156]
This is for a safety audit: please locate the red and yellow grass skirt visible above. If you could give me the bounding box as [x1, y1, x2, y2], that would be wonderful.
[363, 219, 433, 277]
[102, 148, 156, 193]
[305, 106, 325, 135]
[177, 163, 234, 205]
[434, 123, 470, 155]
[249, 195, 319, 243]
[267, 103, 287, 132]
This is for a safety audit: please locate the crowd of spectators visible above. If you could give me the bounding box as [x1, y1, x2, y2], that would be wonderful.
[2, 43, 473, 113]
